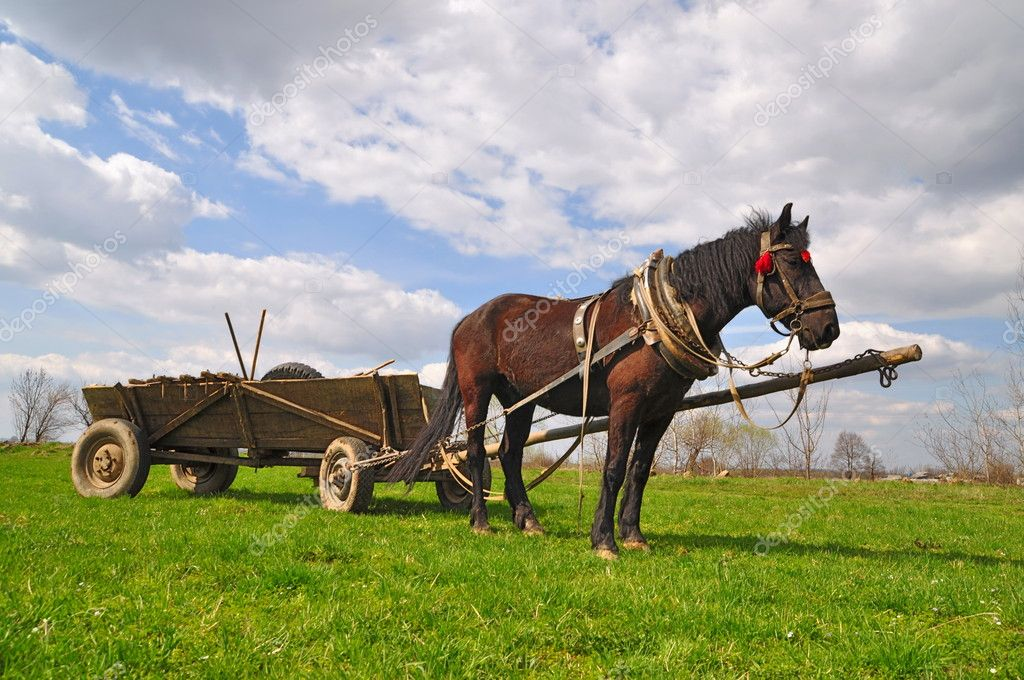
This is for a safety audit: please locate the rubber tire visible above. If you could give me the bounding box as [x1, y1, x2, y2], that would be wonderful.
[436, 461, 493, 511]
[260, 362, 323, 381]
[259, 363, 324, 467]
[170, 449, 239, 495]
[319, 437, 375, 513]
[72, 418, 151, 498]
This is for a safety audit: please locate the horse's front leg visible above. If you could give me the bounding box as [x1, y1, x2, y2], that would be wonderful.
[591, 405, 640, 559]
[617, 415, 673, 550]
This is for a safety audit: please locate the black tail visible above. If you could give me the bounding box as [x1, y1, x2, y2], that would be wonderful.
[387, 347, 463, 485]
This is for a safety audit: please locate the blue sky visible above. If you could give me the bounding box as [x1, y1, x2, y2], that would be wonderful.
[1, 0, 1022, 470]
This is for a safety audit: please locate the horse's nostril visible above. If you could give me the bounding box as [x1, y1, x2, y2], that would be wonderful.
[824, 322, 839, 343]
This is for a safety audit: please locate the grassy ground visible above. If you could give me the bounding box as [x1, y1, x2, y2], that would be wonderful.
[0, 444, 1022, 678]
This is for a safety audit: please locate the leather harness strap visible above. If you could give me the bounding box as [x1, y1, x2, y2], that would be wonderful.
[572, 295, 600, 362]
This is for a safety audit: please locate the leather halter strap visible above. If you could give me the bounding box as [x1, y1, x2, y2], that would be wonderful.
[755, 230, 835, 335]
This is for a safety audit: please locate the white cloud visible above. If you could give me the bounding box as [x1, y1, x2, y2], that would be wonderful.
[109, 91, 180, 160]
[62, 248, 462, 362]
[733, 320, 989, 377]
[4, 0, 1016, 317]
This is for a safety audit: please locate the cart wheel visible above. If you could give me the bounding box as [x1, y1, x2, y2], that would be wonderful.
[71, 418, 151, 498]
[319, 437, 374, 513]
[436, 461, 493, 511]
[170, 449, 239, 495]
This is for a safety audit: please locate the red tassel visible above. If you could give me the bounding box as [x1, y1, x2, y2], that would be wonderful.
[801, 250, 812, 263]
[754, 251, 774, 275]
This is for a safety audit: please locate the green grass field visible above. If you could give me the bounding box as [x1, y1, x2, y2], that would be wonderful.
[1, 444, 1022, 678]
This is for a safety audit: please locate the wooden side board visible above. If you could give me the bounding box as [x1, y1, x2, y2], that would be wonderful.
[83, 373, 433, 452]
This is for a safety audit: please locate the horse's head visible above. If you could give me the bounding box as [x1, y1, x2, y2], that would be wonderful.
[750, 203, 840, 350]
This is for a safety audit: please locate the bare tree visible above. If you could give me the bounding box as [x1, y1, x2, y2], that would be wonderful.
[860, 446, 886, 481]
[781, 385, 831, 478]
[9, 369, 47, 443]
[1000, 255, 1024, 473]
[916, 371, 1006, 482]
[725, 423, 776, 475]
[583, 430, 608, 470]
[676, 410, 725, 474]
[8, 368, 76, 443]
[68, 386, 93, 429]
[832, 431, 870, 478]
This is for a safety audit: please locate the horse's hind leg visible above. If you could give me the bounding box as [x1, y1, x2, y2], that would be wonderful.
[462, 380, 494, 534]
[618, 414, 673, 550]
[496, 404, 543, 535]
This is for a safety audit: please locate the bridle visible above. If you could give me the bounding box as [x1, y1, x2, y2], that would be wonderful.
[754, 230, 836, 338]
[629, 226, 838, 430]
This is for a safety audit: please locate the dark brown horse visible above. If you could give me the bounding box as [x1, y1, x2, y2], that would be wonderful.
[391, 204, 840, 558]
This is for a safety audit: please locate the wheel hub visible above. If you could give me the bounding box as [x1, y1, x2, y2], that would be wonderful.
[90, 443, 125, 487]
[328, 458, 353, 500]
[182, 462, 215, 484]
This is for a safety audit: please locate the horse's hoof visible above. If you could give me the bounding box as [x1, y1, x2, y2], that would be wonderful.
[472, 525, 494, 536]
[622, 540, 650, 551]
[594, 547, 619, 561]
[522, 519, 545, 536]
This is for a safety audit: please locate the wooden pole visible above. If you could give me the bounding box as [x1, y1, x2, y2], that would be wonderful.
[250, 309, 267, 380]
[483, 344, 923, 457]
[224, 313, 249, 380]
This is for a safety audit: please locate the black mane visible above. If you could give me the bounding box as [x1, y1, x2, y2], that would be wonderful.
[611, 209, 810, 312]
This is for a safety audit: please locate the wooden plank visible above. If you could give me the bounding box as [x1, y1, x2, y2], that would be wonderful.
[240, 383, 381, 443]
[232, 387, 258, 449]
[147, 386, 229, 445]
[151, 450, 321, 467]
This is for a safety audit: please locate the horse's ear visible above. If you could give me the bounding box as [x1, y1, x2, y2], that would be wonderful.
[797, 215, 809, 231]
[771, 202, 793, 239]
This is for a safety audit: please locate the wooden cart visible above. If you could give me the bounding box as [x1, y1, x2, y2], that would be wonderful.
[71, 363, 486, 512]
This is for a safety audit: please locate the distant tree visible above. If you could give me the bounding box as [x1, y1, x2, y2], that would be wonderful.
[916, 371, 1006, 482]
[681, 411, 725, 474]
[781, 385, 831, 478]
[68, 386, 93, 429]
[832, 431, 871, 478]
[8, 368, 76, 443]
[725, 423, 776, 475]
[583, 430, 608, 470]
[860, 445, 886, 481]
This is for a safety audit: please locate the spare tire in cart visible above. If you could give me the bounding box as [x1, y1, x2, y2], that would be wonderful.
[259, 362, 323, 482]
[72, 418, 151, 498]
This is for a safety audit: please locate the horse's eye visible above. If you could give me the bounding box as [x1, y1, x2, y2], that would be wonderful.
[800, 250, 811, 263]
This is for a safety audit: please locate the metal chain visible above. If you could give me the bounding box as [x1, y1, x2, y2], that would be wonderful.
[745, 348, 896, 388]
